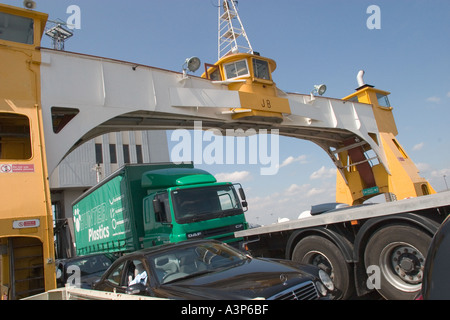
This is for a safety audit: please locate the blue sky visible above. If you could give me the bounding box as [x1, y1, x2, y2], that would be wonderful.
[3, 0, 450, 225]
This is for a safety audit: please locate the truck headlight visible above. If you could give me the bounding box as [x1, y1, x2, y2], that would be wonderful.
[319, 270, 334, 292]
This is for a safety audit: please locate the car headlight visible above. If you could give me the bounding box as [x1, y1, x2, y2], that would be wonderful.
[319, 269, 335, 292]
[315, 281, 328, 296]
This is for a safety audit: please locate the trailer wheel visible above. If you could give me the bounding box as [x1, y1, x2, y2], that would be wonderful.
[292, 235, 353, 300]
[364, 224, 431, 300]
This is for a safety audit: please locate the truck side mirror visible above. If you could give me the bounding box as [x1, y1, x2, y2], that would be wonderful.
[239, 187, 248, 211]
[239, 187, 246, 200]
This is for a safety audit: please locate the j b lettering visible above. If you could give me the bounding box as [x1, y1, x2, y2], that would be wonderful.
[366, 5, 381, 30]
[261, 99, 272, 109]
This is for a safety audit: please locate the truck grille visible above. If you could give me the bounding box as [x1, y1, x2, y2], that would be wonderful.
[270, 281, 319, 300]
[202, 225, 234, 237]
[187, 224, 245, 241]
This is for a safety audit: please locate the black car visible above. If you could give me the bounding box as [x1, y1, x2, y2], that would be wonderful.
[420, 215, 450, 300]
[93, 240, 335, 300]
[56, 253, 117, 289]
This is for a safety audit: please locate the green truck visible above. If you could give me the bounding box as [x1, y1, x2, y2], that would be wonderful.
[72, 163, 248, 255]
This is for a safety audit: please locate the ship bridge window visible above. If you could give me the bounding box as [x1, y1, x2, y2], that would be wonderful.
[224, 59, 249, 80]
[210, 68, 222, 81]
[204, 63, 222, 81]
[253, 58, 271, 80]
[0, 113, 32, 160]
[0, 12, 34, 45]
[376, 93, 391, 108]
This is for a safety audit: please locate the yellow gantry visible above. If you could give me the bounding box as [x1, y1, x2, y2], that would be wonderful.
[337, 84, 435, 204]
[0, 4, 56, 299]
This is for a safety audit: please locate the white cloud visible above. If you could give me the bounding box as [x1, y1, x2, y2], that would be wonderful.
[412, 142, 424, 151]
[447, 92, 450, 98]
[416, 162, 431, 173]
[277, 155, 307, 168]
[426, 96, 441, 103]
[245, 181, 336, 225]
[310, 166, 336, 180]
[247, 185, 335, 224]
[307, 188, 325, 197]
[286, 183, 308, 194]
[215, 171, 251, 182]
[430, 168, 450, 178]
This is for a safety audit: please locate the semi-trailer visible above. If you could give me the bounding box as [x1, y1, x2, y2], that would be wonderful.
[236, 191, 450, 300]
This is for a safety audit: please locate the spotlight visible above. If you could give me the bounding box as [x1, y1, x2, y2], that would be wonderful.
[310, 84, 327, 102]
[313, 84, 327, 96]
[184, 56, 201, 72]
[23, 0, 36, 9]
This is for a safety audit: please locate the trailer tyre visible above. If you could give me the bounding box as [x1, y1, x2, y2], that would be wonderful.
[292, 235, 353, 300]
[364, 224, 431, 300]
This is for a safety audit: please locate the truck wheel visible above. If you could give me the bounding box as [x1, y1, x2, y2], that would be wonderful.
[364, 224, 431, 300]
[292, 235, 353, 300]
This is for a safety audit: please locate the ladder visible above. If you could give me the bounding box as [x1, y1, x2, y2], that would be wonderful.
[218, 0, 253, 59]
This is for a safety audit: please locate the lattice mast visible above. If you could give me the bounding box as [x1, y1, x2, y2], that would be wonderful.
[218, 0, 253, 60]
[45, 20, 73, 51]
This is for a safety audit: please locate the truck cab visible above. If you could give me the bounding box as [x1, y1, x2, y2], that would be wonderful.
[142, 168, 247, 247]
[72, 163, 248, 256]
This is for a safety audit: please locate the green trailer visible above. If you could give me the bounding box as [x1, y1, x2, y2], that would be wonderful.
[72, 163, 248, 255]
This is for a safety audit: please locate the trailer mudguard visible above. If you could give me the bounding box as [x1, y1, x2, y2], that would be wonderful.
[285, 226, 354, 263]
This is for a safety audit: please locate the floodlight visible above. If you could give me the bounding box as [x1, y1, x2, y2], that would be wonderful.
[309, 84, 327, 103]
[314, 84, 327, 96]
[23, 0, 36, 9]
[185, 57, 201, 73]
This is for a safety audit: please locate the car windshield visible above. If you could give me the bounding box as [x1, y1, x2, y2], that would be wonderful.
[172, 185, 243, 224]
[66, 254, 115, 276]
[147, 242, 247, 284]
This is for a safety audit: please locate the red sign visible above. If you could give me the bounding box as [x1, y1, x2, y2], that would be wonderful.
[13, 219, 40, 229]
[0, 164, 35, 173]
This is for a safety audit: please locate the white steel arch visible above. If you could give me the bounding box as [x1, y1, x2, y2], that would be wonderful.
[40, 48, 387, 176]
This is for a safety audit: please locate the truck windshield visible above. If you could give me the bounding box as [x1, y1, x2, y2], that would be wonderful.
[172, 185, 243, 224]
